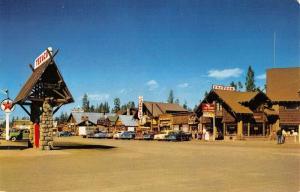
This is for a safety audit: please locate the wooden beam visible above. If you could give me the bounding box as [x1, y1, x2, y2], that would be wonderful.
[53, 89, 66, 99]
[53, 103, 64, 115]
[29, 64, 34, 72]
[19, 104, 31, 116]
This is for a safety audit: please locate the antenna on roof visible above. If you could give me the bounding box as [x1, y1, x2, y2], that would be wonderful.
[273, 32, 276, 67]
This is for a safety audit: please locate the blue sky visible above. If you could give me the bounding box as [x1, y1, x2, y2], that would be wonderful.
[0, 0, 299, 118]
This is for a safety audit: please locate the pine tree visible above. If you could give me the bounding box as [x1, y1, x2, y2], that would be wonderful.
[167, 90, 174, 103]
[175, 98, 180, 104]
[183, 101, 188, 109]
[113, 98, 121, 113]
[245, 66, 256, 92]
[82, 93, 90, 112]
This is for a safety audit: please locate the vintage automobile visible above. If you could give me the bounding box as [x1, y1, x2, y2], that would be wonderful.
[93, 132, 107, 138]
[143, 133, 155, 140]
[57, 131, 72, 137]
[154, 131, 172, 141]
[165, 131, 192, 141]
[1, 129, 30, 141]
[113, 131, 125, 139]
[119, 131, 135, 140]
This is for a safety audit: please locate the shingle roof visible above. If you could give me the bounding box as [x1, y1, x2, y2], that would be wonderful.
[144, 101, 188, 117]
[266, 67, 300, 102]
[14, 60, 74, 105]
[71, 112, 101, 125]
[118, 115, 138, 127]
[213, 90, 260, 114]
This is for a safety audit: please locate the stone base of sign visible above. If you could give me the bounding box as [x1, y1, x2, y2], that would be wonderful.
[39, 99, 54, 150]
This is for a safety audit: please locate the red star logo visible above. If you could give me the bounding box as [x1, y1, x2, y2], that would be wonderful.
[3, 101, 12, 110]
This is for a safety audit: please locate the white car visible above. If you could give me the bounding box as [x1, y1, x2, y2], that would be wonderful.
[154, 131, 171, 140]
[113, 131, 124, 139]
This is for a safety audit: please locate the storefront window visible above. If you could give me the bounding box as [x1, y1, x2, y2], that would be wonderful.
[226, 125, 236, 135]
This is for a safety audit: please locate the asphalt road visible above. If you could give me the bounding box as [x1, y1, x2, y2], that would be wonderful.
[0, 137, 299, 192]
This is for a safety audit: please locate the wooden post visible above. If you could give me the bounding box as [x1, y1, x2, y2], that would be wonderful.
[237, 120, 243, 139]
[247, 123, 250, 136]
[262, 123, 265, 136]
[223, 122, 226, 138]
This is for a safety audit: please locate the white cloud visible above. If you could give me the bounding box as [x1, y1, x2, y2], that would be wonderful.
[256, 73, 266, 80]
[146, 80, 159, 91]
[178, 83, 189, 88]
[87, 93, 110, 101]
[208, 68, 243, 79]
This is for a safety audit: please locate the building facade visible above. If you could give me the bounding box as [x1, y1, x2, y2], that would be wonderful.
[266, 67, 300, 136]
[196, 89, 278, 140]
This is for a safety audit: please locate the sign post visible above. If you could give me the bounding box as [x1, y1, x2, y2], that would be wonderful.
[138, 96, 143, 123]
[1, 99, 15, 141]
[202, 103, 216, 140]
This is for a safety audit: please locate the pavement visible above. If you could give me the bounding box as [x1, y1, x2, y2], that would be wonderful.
[0, 137, 299, 192]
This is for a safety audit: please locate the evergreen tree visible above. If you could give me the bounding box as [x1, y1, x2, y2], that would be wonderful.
[127, 101, 135, 108]
[104, 102, 110, 113]
[82, 93, 90, 112]
[237, 81, 243, 90]
[230, 81, 237, 90]
[175, 98, 180, 104]
[245, 66, 256, 92]
[113, 98, 121, 113]
[90, 105, 95, 112]
[183, 101, 188, 109]
[167, 90, 174, 103]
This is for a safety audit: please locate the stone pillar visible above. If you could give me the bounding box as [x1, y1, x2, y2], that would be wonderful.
[39, 99, 54, 150]
[237, 120, 243, 140]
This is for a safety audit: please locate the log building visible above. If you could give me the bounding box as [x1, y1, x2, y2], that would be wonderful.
[196, 89, 278, 140]
[266, 67, 300, 135]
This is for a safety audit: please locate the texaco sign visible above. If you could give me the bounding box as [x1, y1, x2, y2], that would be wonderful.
[1, 99, 15, 113]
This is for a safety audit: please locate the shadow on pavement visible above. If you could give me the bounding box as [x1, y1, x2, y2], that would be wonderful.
[52, 142, 116, 150]
[0, 146, 28, 150]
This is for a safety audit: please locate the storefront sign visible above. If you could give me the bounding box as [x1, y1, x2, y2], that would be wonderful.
[202, 103, 215, 112]
[213, 84, 235, 91]
[34, 47, 52, 69]
[138, 96, 143, 119]
[0, 99, 15, 113]
[203, 112, 215, 117]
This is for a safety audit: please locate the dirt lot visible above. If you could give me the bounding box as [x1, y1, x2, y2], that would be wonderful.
[0, 137, 299, 192]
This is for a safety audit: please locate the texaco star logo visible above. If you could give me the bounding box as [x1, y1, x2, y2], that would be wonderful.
[1, 99, 15, 113]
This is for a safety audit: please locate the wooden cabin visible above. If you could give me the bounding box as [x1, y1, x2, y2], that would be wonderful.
[266, 67, 300, 138]
[196, 89, 278, 140]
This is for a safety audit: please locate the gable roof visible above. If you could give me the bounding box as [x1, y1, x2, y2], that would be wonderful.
[266, 67, 300, 102]
[70, 112, 100, 125]
[14, 57, 74, 105]
[208, 90, 260, 114]
[143, 101, 188, 117]
[118, 115, 138, 127]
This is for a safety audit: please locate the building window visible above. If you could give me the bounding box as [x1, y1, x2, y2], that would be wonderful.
[285, 103, 299, 110]
[216, 102, 222, 111]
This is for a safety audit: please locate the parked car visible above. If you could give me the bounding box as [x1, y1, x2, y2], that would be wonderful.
[94, 132, 107, 138]
[120, 131, 135, 140]
[113, 131, 125, 139]
[154, 131, 171, 141]
[143, 133, 155, 140]
[2, 129, 30, 141]
[106, 132, 114, 139]
[165, 131, 192, 141]
[58, 131, 72, 137]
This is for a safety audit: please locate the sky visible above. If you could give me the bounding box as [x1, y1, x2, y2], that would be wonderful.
[0, 0, 299, 118]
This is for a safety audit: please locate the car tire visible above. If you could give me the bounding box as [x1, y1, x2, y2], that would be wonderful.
[11, 137, 17, 142]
